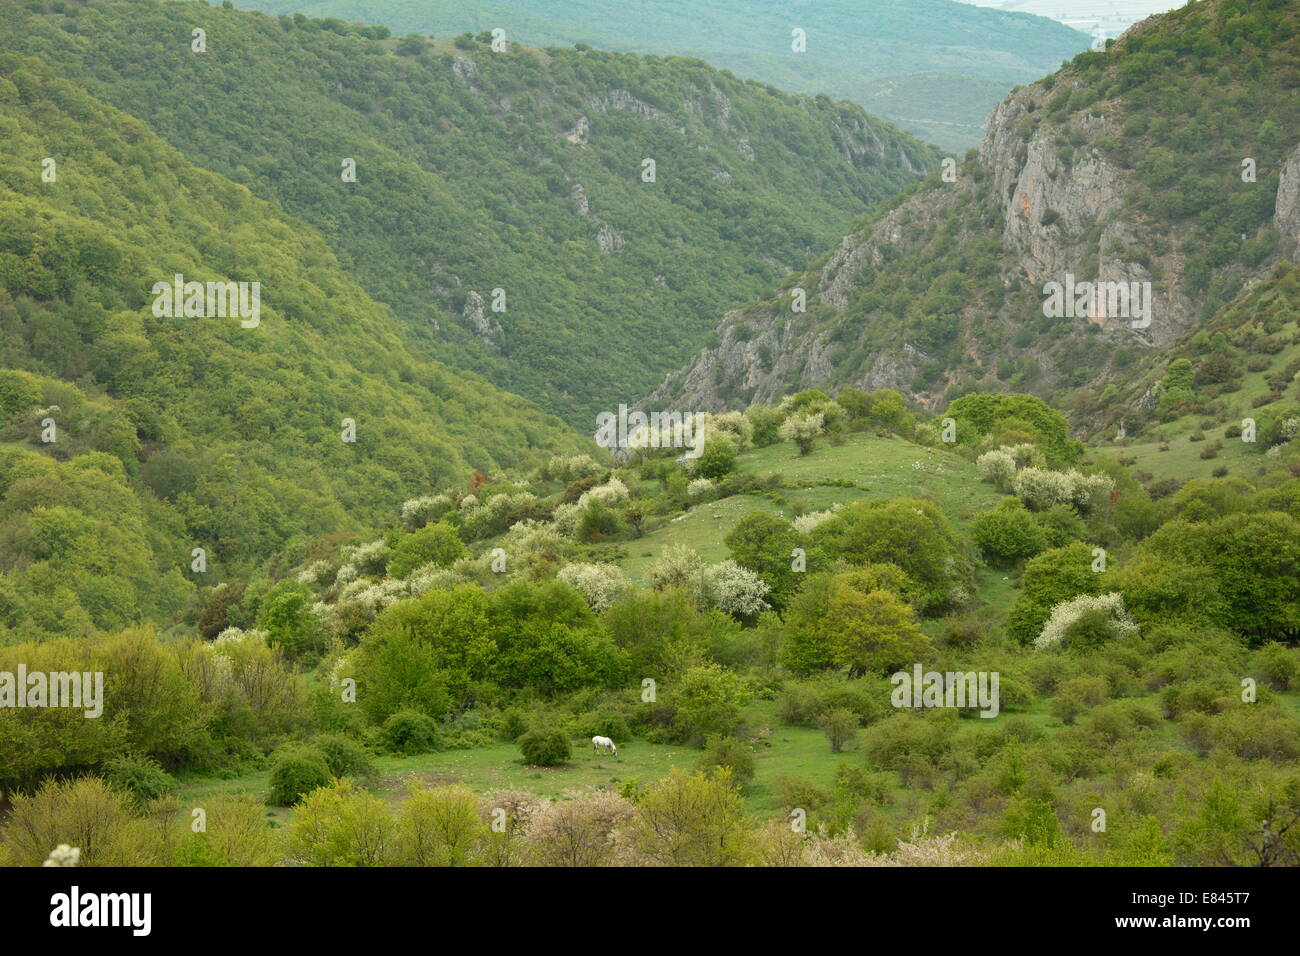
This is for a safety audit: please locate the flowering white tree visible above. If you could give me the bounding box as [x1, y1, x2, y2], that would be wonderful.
[558, 562, 629, 612]
[702, 411, 754, 450]
[1034, 592, 1138, 649]
[702, 560, 771, 616]
[648, 544, 705, 593]
[1011, 468, 1074, 510]
[543, 454, 603, 482]
[578, 476, 629, 508]
[688, 477, 715, 499]
[793, 504, 842, 534]
[977, 449, 1016, 488]
[335, 539, 390, 583]
[780, 412, 825, 456]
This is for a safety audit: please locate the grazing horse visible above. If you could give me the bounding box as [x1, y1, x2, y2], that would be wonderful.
[591, 735, 617, 757]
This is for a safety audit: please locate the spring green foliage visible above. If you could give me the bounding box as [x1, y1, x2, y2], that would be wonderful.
[2, 0, 1299, 868]
[0, 0, 937, 425]
[0, 52, 590, 641]
[517, 726, 571, 766]
[944, 394, 1080, 467]
[267, 745, 335, 806]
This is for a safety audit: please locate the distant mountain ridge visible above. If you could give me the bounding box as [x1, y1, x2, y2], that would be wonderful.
[228, 0, 1092, 151]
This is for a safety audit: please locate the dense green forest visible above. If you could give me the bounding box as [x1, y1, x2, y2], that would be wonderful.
[0, 0, 939, 424]
[0, 50, 587, 641]
[223, 0, 1090, 151]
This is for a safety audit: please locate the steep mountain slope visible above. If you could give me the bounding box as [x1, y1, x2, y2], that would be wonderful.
[227, 0, 1091, 151]
[0, 52, 588, 640]
[0, 0, 939, 425]
[649, 0, 1300, 431]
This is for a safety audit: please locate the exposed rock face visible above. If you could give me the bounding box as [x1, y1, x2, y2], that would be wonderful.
[463, 290, 503, 347]
[570, 183, 592, 218]
[1275, 140, 1300, 257]
[570, 182, 623, 252]
[647, 43, 1296, 415]
[589, 89, 668, 123]
[563, 115, 589, 146]
[596, 223, 625, 254]
[452, 55, 478, 82]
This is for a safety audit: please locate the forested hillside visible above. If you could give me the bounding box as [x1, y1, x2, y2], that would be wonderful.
[650, 0, 1300, 433]
[225, 0, 1090, 151]
[0, 0, 939, 424]
[0, 51, 586, 641]
[0, 0, 1297, 876]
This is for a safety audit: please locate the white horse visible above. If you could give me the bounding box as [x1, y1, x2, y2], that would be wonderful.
[591, 735, 618, 757]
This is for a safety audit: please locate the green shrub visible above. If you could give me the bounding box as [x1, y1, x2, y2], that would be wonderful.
[381, 710, 442, 756]
[973, 498, 1047, 565]
[1252, 643, 1298, 691]
[517, 727, 571, 766]
[567, 709, 632, 741]
[694, 437, 738, 479]
[818, 708, 860, 753]
[696, 734, 756, 787]
[388, 522, 465, 578]
[313, 734, 377, 779]
[104, 752, 175, 807]
[499, 708, 529, 742]
[268, 746, 333, 806]
[774, 774, 827, 813]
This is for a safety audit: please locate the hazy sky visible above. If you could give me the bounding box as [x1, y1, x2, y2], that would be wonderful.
[957, 0, 1186, 34]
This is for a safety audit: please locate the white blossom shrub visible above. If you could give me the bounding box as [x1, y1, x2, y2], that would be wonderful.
[702, 560, 771, 616]
[550, 501, 584, 537]
[1034, 592, 1138, 649]
[779, 412, 825, 453]
[1011, 467, 1114, 513]
[557, 563, 629, 612]
[793, 503, 841, 534]
[543, 454, 603, 482]
[702, 411, 754, 450]
[1067, 472, 1115, 514]
[212, 627, 268, 651]
[687, 477, 715, 499]
[43, 845, 80, 867]
[296, 560, 332, 585]
[1006, 443, 1044, 469]
[578, 476, 629, 508]
[1011, 467, 1075, 510]
[977, 449, 1017, 488]
[406, 565, 464, 595]
[335, 539, 390, 583]
[498, 519, 574, 579]
[648, 544, 706, 593]
[489, 491, 537, 516]
[400, 491, 457, 528]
